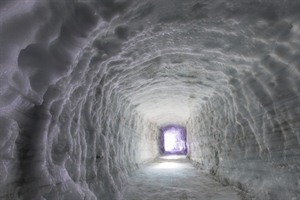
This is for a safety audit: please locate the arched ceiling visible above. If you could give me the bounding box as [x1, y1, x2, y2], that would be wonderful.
[88, 0, 297, 126]
[1, 0, 299, 126]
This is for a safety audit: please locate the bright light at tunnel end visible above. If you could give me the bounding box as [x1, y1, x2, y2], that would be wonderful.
[160, 125, 187, 155]
[164, 130, 183, 151]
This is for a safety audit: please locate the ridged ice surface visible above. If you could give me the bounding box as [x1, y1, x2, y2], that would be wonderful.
[0, 0, 300, 199]
[123, 156, 242, 200]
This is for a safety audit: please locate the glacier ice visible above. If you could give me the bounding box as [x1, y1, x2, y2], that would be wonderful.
[0, 0, 300, 199]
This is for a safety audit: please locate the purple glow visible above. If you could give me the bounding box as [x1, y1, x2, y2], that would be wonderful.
[160, 125, 187, 155]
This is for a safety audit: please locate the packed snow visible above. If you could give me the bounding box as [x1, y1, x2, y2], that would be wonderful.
[123, 155, 244, 200]
[0, 0, 300, 199]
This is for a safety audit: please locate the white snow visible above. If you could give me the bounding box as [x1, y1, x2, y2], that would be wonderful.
[0, 0, 300, 199]
[123, 156, 242, 200]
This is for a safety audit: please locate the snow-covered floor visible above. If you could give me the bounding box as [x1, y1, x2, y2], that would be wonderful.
[123, 155, 242, 200]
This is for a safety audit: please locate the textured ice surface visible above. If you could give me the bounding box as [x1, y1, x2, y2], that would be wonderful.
[123, 156, 243, 200]
[1, 0, 300, 199]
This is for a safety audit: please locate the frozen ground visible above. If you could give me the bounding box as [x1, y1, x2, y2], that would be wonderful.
[123, 155, 242, 200]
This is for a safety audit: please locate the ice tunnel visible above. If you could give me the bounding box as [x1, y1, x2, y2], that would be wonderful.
[0, 0, 300, 199]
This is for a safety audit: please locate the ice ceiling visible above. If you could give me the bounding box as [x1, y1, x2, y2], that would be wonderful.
[2, 0, 290, 126]
[1, 0, 300, 199]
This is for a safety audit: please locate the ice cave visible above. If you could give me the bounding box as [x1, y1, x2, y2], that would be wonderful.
[0, 0, 300, 199]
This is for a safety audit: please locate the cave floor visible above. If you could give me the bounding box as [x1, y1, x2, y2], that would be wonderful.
[122, 155, 242, 200]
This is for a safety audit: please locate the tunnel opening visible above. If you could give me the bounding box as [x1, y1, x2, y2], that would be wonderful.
[159, 125, 187, 155]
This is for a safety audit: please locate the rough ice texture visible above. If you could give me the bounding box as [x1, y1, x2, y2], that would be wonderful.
[124, 156, 242, 200]
[1, 0, 300, 199]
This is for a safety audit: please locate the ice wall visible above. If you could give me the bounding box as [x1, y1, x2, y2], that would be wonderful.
[187, 66, 300, 199]
[0, 0, 159, 199]
[186, 2, 300, 198]
[1, 0, 300, 199]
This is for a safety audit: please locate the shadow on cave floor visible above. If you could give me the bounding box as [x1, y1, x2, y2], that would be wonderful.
[122, 155, 242, 200]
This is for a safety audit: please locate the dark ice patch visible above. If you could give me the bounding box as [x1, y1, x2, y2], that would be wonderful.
[93, 37, 122, 56]
[114, 25, 129, 40]
[96, 0, 132, 20]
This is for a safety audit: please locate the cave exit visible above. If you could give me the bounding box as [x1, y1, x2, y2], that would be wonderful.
[160, 125, 187, 155]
